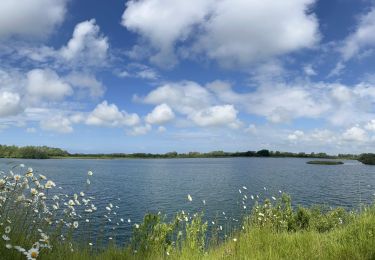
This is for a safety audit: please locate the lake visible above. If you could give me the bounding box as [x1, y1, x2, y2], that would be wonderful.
[0, 157, 374, 243]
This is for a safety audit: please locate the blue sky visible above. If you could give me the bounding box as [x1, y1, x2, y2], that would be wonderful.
[1, 0, 375, 154]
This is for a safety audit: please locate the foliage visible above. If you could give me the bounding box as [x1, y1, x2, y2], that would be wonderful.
[247, 194, 353, 233]
[0, 145, 68, 159]
[256, 149, 270, 157]
[358, 153, 375, 165]
[0, 144, 362, 160]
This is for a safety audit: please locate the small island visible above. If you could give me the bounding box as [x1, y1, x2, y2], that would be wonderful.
[306, 160, 344, 165]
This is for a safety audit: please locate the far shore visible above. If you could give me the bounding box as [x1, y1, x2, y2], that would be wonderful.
[1, 155, 353, 161]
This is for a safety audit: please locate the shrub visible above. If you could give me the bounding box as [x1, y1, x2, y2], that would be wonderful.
[358, 153, 375, 165]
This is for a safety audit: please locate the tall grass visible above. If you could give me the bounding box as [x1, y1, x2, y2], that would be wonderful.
[0, 165, 374, 259]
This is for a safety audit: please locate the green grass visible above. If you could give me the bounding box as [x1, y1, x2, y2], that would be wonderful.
[1, 165, 374, 260]
[22, 204, 374, 260]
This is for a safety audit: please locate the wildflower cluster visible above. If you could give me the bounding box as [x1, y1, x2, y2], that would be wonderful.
[0, 165, 99, 259]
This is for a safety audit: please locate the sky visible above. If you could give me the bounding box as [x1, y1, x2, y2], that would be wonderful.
[1, 0, 375, 154]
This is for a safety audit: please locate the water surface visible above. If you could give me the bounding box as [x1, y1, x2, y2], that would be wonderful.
[1, 157, 374, 242]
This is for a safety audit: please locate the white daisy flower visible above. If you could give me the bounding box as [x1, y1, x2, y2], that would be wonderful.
[45, 180, 56, 189]
[5, 226, 11, 233]
[26, 247, 39, 260]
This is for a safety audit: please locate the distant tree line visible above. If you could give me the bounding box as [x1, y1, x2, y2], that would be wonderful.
[0, 145, 69, 159]
[0, 145, 362, 160]
[70, 149, 359, 159]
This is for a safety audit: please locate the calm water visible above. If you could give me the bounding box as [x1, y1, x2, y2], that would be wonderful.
[1, 157, 374, 243]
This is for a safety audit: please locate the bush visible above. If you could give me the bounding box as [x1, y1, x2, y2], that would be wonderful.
[247, 194, 352, 233]
[358, 153, 375, 165]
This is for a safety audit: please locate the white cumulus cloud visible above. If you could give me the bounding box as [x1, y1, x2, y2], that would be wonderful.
[26, 69, 72, 101]
[65, 72, 105, 98]
[365, 120, 375, 131]
[189, 105, 240, 128]
[122, 0, 214, 67]
[145, 103, 175, 124]
[0, 91, 23, 117]
[288, 130, 305, 141]
[194, 0, 319, 67]
[122, 0, 319, 67]
[86, 101, 140, 127]
[60, 19, 109, 66]
[141, 81, 214, 114]
[40, 115, 73, 134]
[342, 126, 368, 142]
[128, 124, 152, 136]
[0, 0, 67, 38]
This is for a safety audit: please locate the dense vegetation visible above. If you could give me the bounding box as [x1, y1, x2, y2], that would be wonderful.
[0, 145, 69, 159]
[0, 144, 360, 160]
[0, 165, 374, 259]
[358, 153, 375, 165]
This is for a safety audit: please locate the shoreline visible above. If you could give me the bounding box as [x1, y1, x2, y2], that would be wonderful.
[0, 156, 354, 161]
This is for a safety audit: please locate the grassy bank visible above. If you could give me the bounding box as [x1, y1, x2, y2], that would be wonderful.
[0, 165, 374, 259]
[39, 204, 375, 260]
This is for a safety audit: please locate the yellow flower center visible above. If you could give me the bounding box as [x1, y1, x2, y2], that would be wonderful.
[31, 251, 38, 258]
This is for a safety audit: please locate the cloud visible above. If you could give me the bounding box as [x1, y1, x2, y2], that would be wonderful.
[65, 72, 105, 98]
[122, 0, 214, 67]
[209, 80, 330, 123]
[122, 0, 319, 67]
[40, 115, 73, 134]
[139, 81, 243, 128]
[139, 78, 375, 128]
[328, 61, 345, 77]
[304, 64, 317, 76]
[128, 124, 152, 136]
[26, 127, 36, 133]
[86, 101, 140, 127]
[0, 91, 23, 117]
[0, 0, 67, 38]
[141, 81, 214, 114]
[342, 126, 368, 142]
[193, 0, 319, 67]
[341, 7, 375, 61]
[189, 105, 240, 128]
[26, 69, 72, 101]
[244, 124, 257, 134]
[288, 130, 305, 141]
[310, 129, 337, 144]
[331, 84, 353, 103]
[59, 19, 109, 66]
[117, 63, 160, 80]
[145, 103, 175, 124]
[2, 19, 110, 69]
[157, 126, 166, 133]
[365, 120, 375, 131]
[328, 83, 375, 126]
